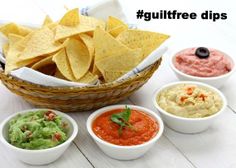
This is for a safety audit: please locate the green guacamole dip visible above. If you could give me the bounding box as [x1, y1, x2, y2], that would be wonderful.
[8, 110, 68, 150]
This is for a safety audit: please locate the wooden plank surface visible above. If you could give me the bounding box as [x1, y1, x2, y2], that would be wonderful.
[165, 108, 236, 168]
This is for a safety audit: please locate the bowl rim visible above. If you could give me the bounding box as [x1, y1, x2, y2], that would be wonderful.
[0, 108, 78, 153]
[152, 81, 227, 121]
[86, 104, 164, 149]
[170, 47, 236, 81]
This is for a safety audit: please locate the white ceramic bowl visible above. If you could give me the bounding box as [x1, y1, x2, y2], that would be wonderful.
[153, 81, 227, 134]
[170, 48, 235, 88]
[87, 105, 164, 160]
[0, 109, 78, 165]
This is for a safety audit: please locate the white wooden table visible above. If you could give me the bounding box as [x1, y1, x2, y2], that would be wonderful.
[0, 0, 236, 167]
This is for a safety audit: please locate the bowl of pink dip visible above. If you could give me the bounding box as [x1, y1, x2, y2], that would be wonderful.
[170, 47, 235, 88]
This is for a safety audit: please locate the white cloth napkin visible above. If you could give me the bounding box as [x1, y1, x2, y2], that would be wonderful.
[0, 0, 168, 87]
[81, 0, 137, 29]
[10, 67, 97, 87]
[81, 0, 126, 21]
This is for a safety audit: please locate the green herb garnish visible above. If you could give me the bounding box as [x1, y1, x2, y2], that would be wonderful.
[110, 106, 134, 135]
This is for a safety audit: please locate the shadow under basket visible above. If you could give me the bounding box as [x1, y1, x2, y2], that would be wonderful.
[0, 59, 162, 112]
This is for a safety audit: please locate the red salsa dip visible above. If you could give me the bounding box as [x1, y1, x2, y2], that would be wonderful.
[92, 109, 159, 146]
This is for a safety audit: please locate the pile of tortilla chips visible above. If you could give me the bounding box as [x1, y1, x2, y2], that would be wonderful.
[0, 8, 169, 84]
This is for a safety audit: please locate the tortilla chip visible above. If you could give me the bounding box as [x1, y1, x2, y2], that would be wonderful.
[106, 16, 128, 37]
[5, 33, 44, 73]
[55, 14, 105, 41]
[7, 34, 27, 53]
[92, 65, 102, 77]
[79, 34, 94, 56]
[66, 38, 90, 79]
[54, 68, 98, 84]
[107, 16, 128, 30]
[100, 70, 127, 83]
[4, 34, 31, 73]
[0, 23, 32, 37]
[8, 34, 23, 44]
[75, 71, 98, 84]
[6, 57, 42, 74]
[31, 55, 54, 70]
[116, 29, 169, 59]
[79, 34, 94, 70]
[93, 27, 142, 62]
[11, 32, 33, 52]
[2, 43, 9, 57]
[18, 27, 63, 61]
[59, 8, 79, 26]
[42, 15, 53, 26]
[30, 54, 56, 76]
[55, 24, 93, 41]
[47, 22, 58, 31]
[108, 25, 128, 37]
[80, 15, 105, 30]
[5, 51, 41, 74]
[3, 34, 23, 57]
[95, 47, 142, 83]
[96, 48, 142, 71]
[52, 49, 75, 81]
[93, 27, 143, 80]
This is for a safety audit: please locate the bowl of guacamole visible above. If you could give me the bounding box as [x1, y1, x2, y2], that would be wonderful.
[0, 109, 78, 165]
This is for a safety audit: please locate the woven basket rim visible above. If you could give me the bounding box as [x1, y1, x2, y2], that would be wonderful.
[0, 60, 159, 90]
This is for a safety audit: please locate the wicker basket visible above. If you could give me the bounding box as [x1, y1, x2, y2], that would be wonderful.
[0, 59, 161, 112]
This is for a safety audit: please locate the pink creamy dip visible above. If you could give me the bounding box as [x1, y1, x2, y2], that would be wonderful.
[174, 48, 232, 77]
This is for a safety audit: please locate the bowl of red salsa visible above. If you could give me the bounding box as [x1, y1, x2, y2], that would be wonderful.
[86, 105, 164, 160]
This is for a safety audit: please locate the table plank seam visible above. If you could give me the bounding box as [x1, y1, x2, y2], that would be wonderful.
[227, 105, 236, 114]
[72, 141, 96, 168]
[163, 135, 198, 168]
[127, 97, 198, 168]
